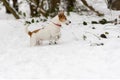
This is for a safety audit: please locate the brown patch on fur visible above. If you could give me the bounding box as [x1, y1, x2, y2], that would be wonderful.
[28, 29, 40, 37]
[58, 13, 67, 22]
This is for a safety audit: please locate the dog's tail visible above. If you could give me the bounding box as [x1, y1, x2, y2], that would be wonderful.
[25, 26, 32, 37]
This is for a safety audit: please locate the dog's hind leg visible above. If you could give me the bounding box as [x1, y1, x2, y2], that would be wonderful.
[38, 40, 42, 45]
[30, 37, 37, 46]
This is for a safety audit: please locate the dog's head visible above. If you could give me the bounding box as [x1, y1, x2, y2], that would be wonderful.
[58, 11, 71, 25]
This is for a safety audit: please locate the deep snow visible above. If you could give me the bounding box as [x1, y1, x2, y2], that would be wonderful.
[0, 0, 120, 80]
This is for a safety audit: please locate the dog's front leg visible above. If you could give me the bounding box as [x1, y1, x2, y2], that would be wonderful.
[49, 35, 59, 45]
[54, 35, 61, 44]
[49, 36, 55, 45]
[49, 39, 53, 45]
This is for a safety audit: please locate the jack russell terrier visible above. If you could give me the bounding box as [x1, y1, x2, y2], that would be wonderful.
[26, 11, 71, 46]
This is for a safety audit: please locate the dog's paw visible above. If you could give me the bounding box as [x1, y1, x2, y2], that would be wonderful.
[49, 42, 57, 45]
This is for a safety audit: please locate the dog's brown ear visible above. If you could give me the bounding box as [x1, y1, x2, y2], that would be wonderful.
[58, 10, 64, 18]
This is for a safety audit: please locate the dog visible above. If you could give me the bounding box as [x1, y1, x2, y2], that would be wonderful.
[26, 11, 71, 46]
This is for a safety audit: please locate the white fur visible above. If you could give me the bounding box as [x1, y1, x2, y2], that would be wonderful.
[26, 14, 70, 46]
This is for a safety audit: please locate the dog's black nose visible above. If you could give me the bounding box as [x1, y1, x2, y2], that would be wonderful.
[69, 21, 71, 23]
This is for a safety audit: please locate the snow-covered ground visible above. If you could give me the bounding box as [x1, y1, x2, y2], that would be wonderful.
[0, 0, 120, 80]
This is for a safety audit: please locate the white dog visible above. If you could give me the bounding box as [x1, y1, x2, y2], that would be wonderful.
[26, 11, 71, 46]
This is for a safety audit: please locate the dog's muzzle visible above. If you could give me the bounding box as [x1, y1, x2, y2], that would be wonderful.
[65, 20, 71, 25]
